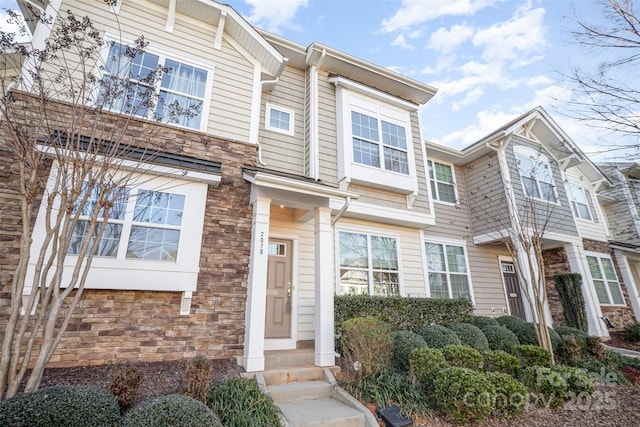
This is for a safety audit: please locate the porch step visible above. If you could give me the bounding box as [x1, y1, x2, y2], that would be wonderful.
[265, 349, 316, 370]
[269, 380, 332, 403]
[277, 397, 365, 427]
[262, 366, 325, 385]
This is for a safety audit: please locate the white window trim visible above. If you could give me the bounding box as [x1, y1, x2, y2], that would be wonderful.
[26, 164, 208, 299]
[333, 79, 418, 194]
[265, 102, 295, 136]
[584, 251, 626, 307]
[514, 145, 560, 205]
[569, 183, 595, 222]
[424, 237, 475, 303]
[101, 33, 215, 132]
[427, 159, 458, 205]
[335, 225, 403, 297]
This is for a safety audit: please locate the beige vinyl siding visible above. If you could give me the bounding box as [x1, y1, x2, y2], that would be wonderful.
[426, 161, 510, 316]
[259, 65, 306, 175]
[317, 71, 338, 183]
[506, 137, 578, 237]
[335, 218, 427, 297]
[464, 152, 510, 238]
[269, 207, 316, 342]
[58, 0, 255, 141]
[564, 169, 608, 242]
[410, 111, 430, 214]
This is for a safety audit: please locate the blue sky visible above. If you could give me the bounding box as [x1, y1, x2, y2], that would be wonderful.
[0, 0, 629, 160]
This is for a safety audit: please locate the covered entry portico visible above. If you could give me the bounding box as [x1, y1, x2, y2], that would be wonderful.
[241, 168, 357, 372]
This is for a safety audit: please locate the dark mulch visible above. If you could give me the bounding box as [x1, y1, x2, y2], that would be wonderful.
[605, 330, 640, 353]
[35, 358, 244, 402]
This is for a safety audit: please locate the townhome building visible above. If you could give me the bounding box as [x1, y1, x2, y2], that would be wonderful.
[427, 107, 636, 338]
[2, 0, 638, 377]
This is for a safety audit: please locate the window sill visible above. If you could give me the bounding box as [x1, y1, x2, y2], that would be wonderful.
[349, 163, 416, 194]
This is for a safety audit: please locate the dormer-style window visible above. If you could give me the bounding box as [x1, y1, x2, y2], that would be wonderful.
[331, 77, 418, 194]
[515, 146, 557, 203]
[428, 160, 457, 204]
[101, 41, 211, 131]
[569, 184, 594, 221]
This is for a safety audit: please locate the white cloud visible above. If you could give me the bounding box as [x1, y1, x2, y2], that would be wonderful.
[525, 84, 572, 109]
[473, 4, 546, 63]
[381, 0, 499, 33]
[391, 34, 414, 49]
[438, 108, 519, 148]
[428, 24, 474, 53]
[244, 0, 308, 33]
[452, 88, 484, 111]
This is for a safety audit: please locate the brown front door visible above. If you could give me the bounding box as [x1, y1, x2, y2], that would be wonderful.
[265, 239, 292, 338]
[501, 261, 526, 320]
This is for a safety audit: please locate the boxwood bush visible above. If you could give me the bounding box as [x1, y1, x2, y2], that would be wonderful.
[207, 378, 282, 427]
[522, 365, 594, 408]
[554, 326, 588, 347]
[496, 315, 526, 331]
[433, 367, 496, 424]
[447, 323, 490, 352]
[483, 350, 521, 377]
[335, 295, 473, 334]
[392, 330, 427, 372]
[485, 372, 528, 418]
[512, 344, 552, 368]
[0, 385, 120, 427]
[409, 347, 448, 390]
[482, 325, 520, 353]
[441, 345, 483, 371]
[507, 322, 562, 350]
[341, 317, 393, 376]
[469, 316, 500, 329]
[419, 324, 461, 348]
[122, 394, 221, 427]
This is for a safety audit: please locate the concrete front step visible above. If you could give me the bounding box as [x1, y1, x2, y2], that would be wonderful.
[278, 397, 365, 427]
[262, 366, 325, 386]
[268, 380, 332, 403]
[265, 349, 316, 370]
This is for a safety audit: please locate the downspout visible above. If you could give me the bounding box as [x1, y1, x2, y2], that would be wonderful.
[308, 48, 326, 181]
[331, 197, 351, 226]
[254, 76, 281, 167]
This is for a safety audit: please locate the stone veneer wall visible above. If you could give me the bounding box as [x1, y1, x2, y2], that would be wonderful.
[582, 239, 635, 330]
[542, 247, 571, 328]
[0, 95, 257, 367]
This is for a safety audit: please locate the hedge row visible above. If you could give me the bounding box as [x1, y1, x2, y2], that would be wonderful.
[335, 295, 474, 333]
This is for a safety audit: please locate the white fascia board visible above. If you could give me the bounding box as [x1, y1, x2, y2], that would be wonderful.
[329, 76, 418, 111]
[330, 199, 436, 228]
[244, 171, 359, 200]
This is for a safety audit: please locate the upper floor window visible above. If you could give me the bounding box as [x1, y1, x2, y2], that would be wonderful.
[428, 160, 457, 204]
[586, 255, 625, 306]
[338, 230, 399, 296]
[101, 42, 209, 130]
[352, 111, 409, 174]
[265, 103, 294, 135]
[569, 184, 594, 221]
[331, 77, 417, 194]
[425, 241, 471, 300]
[515, 146, 557, 203]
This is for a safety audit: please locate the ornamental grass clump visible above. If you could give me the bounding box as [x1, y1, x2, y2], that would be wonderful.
[341, 317, 393, 376]
[207, 378, 282, 427]
[433, 367, 496, 425]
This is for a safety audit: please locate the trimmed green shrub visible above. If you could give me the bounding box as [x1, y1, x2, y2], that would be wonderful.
[433, 367, 496, 424]
[207, 378, 282, 427]
[441, 345, 483, 371]
[558, 336, 584, 364]
[483, 350, 521, 377]
[508, 322, 561, 350]
[554, 326, 588, 348]
[482, 325, 520, 353]
[512, 345, 552, 368]
[419, 324, 461, 348]
[392, 330, 427, 372]
[409, 347, 448, 389]
[335, 295, 473, 334]
[122, 394, 221, 427]
[554, 273, 588, 332]
[624, 321, 640, 342]
[555, 365, 595, 396]
[485, 372, 528, 418]
[469, 316, 500, 329]
[446, 323, 490, 352]
[341, 317, 393, 376]
[341, 372, 431, 419]
[522, 365, 594, 408]
[0, 385, 120, 427]
[496, 315, 526, 331]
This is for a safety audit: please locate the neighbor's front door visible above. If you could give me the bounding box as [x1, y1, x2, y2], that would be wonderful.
[501, 261, 526, 320]
[265, 239, 292, 338]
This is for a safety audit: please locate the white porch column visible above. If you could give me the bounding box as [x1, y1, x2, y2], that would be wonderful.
[314, 206, 335, 367]
[564, 243, 608, 337]
[514, 244, 553, 325]
[243, 197, 271, 372]
[614, 249, 640, 322]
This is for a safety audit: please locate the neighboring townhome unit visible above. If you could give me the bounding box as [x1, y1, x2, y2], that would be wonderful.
[427, 107, 636, 337]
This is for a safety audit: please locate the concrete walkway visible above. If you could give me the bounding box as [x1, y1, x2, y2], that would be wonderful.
[602, 343, 640, 358]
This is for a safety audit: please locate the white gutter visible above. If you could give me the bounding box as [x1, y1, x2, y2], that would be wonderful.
[331, 196, 351, 226]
